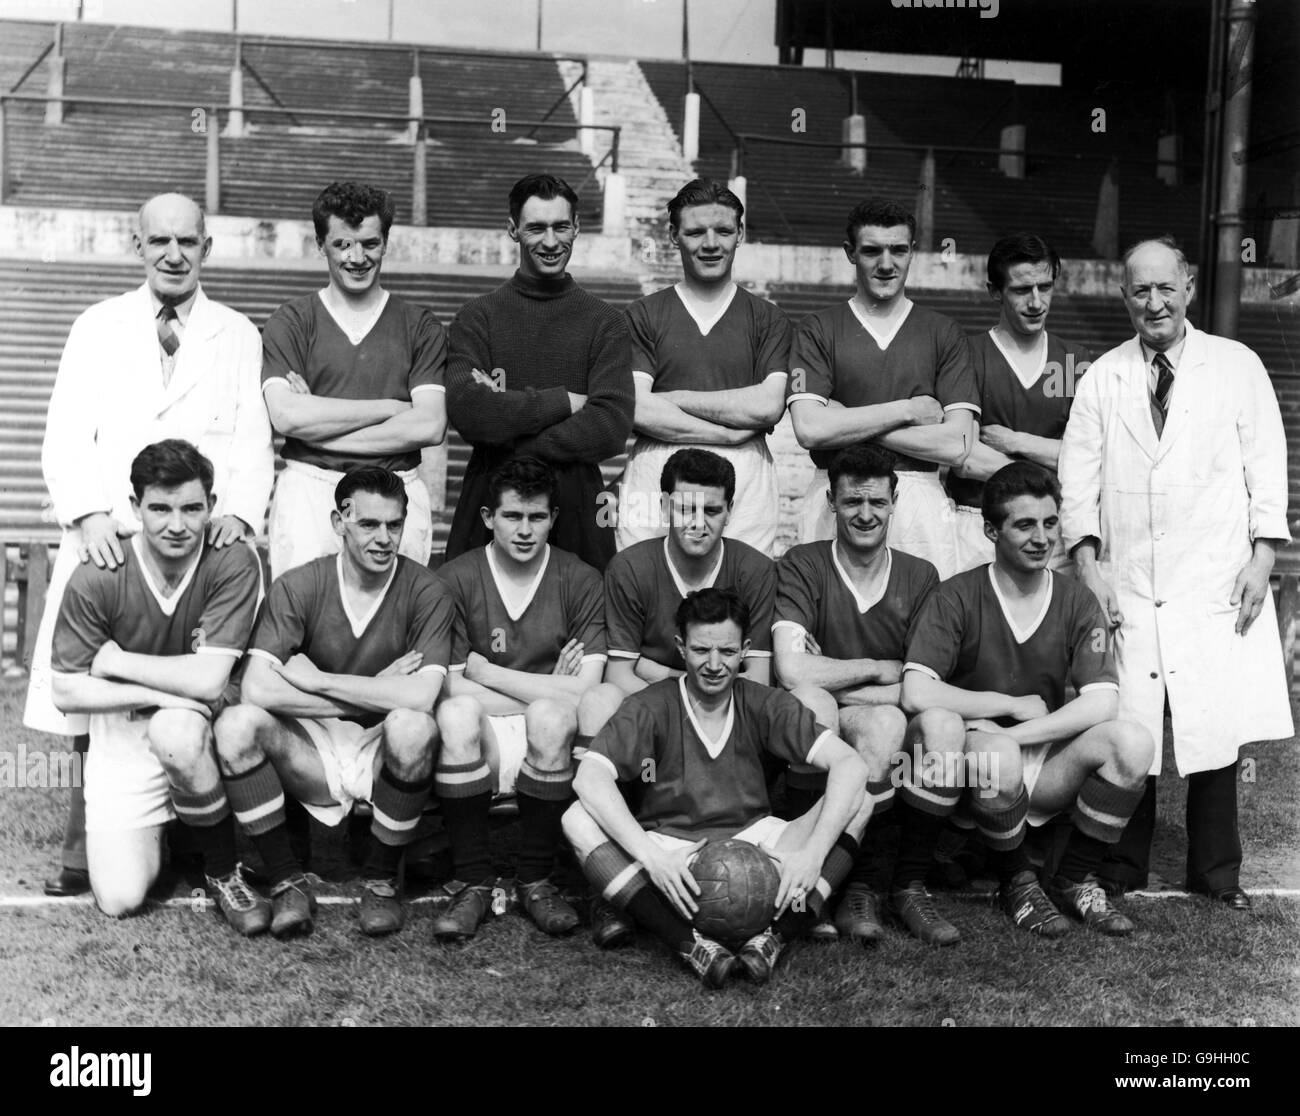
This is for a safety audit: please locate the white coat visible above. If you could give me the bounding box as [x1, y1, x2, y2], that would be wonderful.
[24, 281, 274, 736]
[1059, 324, 1294, 775]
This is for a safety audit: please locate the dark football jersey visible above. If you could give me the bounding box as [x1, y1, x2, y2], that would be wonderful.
[774, 543, 938, 662]
[605, 537, 775, 669]
[947, 330, 1093, 508]
[904, 564, 1118, 728]
[437, 544, 606, 674]
[786, 300, 979, 470]
[585, 677, 831, 841]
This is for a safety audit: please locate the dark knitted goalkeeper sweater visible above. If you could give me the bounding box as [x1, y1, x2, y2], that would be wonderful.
[446, 270, 633, 464]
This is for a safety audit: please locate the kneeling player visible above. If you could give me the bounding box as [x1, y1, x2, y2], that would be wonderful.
[432, 457, 607, 941]
[214, 466, 452, 938]
[902, 462, 1154, 937]
[774, 443, 969, 945]
[564, 588, 869, 988]
[50, 440, 263, 928]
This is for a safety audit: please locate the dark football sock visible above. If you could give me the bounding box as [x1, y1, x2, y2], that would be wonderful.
[891, 798, 949, 890]
[783, 768, 826, 821]
[362, 836, 404, 880]
[989, 844, 1034, 887]
[223, 758, 300, 886]
[849, 814, 895, 891]
[1057, 829, 1109, 885]
[515, 758, 574, 884]
[438, 791, 494, 884]
[626, 887, 695, 952]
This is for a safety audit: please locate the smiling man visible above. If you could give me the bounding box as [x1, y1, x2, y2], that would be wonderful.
[947, 234, 1094, 573]
[444, 173, 633, 571]
[27, 191, 274, 899]
[903, 462, 1154, 938]
[563, 587, 869, 988]
[432, 457, 607, 941]
[787, 199, 1003, 577]
[49, 440, 262, 927]
[615, 179, 790, 555]
[261, 181, 448, 578]
[1060, 236, 1293, 909]
[214, 466, 454, 939]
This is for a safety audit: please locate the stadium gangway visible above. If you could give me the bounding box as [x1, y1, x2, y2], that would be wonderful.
[0, 92, 622, 227]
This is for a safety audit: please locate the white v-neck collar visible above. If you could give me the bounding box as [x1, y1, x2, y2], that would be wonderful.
[831, 542, 891, 614]
[679, 676, 735, 760]
[848, 297, 913, 350]
[987, 564, 1053, 644]
[989, 328, 1048, 390]
[318, 289, 390, 346]
[486, 543, 550, 622]
[673, 282, 737, 337]
[663, 537, 725, 598]
[132, 535, 203, 617]
[336, 554, 399, 639]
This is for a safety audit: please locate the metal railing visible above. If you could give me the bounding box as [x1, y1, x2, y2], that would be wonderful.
[0, 93, 621, 225]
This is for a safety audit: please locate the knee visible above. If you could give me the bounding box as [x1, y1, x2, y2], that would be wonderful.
[93, 877, 150, 919]
[913, 707, 966, 754]
[435, 696, 483, 759]
[790, 685, 840, 731]
[1108, 720, 1155, 785]
[214, 704, 270, 764]
[383, 709, 437, 773]
[525, 698, 578, 754]
[846, 704, 906, 758]
[146, 709, 211, 771]
[975, 735, 1023, 801]
[578, 684, 624, 737]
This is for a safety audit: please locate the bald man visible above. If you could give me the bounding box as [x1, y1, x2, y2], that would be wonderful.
[1060, 236, 1292, 909]
[28, 192, 274, 897]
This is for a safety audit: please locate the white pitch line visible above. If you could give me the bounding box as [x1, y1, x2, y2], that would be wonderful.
[1, 889, 1298, 909]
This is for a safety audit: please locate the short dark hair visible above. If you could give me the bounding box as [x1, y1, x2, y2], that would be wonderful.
[845, 198, 916, 247]
[508, 173, 579, 226]
[827, 443, 898, 497]
[987, 233, 1061, 291]
[667, 178, 744, 229]
[335, 466, 408, 514]
[312, 181, 396, 242]
[982, 462, 1061, 527]
[659, 448, 736, 504]
[675, 587, 750, 641]
[130, 439, 214, 501]
[486, 456, 558, 512]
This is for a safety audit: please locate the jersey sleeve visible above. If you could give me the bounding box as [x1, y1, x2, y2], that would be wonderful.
[904, 560, 942, 638]
[586, 696, 656, 782]
[408, 308, 448, 394]
[260, 301, 309, 389]
[935, 317, 980, 413]
[603, 553, 646, 660]
[568, 561, 608, 663]
[740, 552, 777, 656]
[787, 313, 833, 405]
[1067, 587, 1119, 694]
[247, 573, 308, 666]
[50, 567, 113, 675]
[434, 564, 471, 672]
[754, 300, 793, 380]
[196, 545, 262, 658]
[625, 298, 658, 381]
[757, 686, 832, 767]
[408, 573, 455, 676]
[903, 583, 967, 682]
[773, 546, 819, 636]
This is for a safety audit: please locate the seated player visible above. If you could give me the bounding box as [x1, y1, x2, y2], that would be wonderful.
[50, 440, 263, 928]
[214, 466, 452, 939]
[563, 588, 870, 989]
[773, 443, 967, 945]
[432, 456, 607, 941]
[902, 462, 1154, 937]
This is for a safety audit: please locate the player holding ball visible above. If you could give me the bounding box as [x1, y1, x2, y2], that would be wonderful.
[562, 587, 869, 989]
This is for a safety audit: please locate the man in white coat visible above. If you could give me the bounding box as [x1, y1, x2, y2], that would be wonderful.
[27, 193, 275, 897]
[1059, 237, 1293, 909]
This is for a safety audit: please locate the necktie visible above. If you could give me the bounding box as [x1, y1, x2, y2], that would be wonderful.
[1149, 351, 1174, 437]
[157, 303, 180, 358]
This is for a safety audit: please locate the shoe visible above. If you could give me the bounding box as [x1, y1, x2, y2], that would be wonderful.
[677, 930, 736, 989]
[269, 873, 317, 939]
[431, 879, 494, 941]
[736, 928, 784, 984]
[1001, 870, 1071, 939]
[889, 881, 961, 946]
[808, 916, 840, 942]
[1188, 881, 1252, 911]
[43, 866, 91, 897]
[1048, 874, 1135, 936]
[834, 883, 885, 944]
[590, 896, 635, 949]
[205, 865, 272, 937]
[517, 879, 580, 936]
[358, 878, 404, 936]
[1098, 877, 1130, 900]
